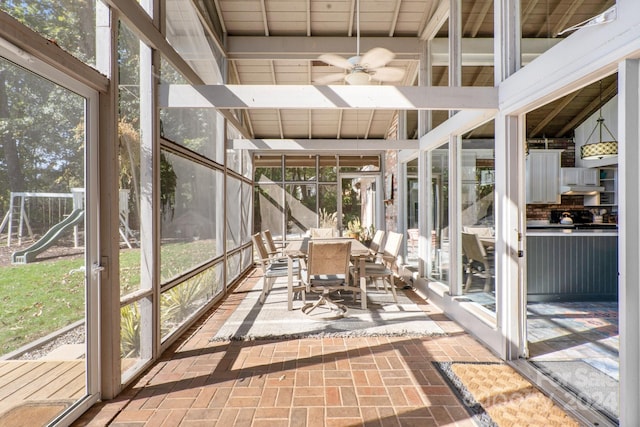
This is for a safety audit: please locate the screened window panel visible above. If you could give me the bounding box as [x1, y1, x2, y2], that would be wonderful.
[160, 151, 223, 284]
[226, 176, 242, 251]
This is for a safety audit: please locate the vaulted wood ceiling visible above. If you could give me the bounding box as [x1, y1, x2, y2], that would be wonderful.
[196, 0, 616, 142]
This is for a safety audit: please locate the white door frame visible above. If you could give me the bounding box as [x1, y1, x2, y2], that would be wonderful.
[337, 172, 384, 235]
[0, 39, 102, 422]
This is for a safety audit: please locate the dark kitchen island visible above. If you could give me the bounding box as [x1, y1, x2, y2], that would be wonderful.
[526, 228, 618, 302]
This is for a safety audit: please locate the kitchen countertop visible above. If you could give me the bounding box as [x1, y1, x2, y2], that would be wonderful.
[527, 228, 618, 236]
[527, 220, 617, 231]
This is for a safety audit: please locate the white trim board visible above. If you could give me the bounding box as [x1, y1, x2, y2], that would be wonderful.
[159, 84, 498, 110]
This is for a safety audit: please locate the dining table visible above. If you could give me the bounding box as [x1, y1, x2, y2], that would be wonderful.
[283, 237, 372, 311]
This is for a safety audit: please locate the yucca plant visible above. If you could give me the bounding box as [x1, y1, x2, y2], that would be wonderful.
[160, 271, 211, 336]
[120, 304, 140, 359]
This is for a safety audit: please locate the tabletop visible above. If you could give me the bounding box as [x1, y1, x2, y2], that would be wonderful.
[284, 237, 370, 257]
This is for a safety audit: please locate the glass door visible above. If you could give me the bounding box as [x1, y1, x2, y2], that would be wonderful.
[338, 174, 382, 241]
[0, 54, 100, 424]
[406, 159, 419, 265]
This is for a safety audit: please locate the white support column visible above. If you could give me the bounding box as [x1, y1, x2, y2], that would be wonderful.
[418, 151, 430, 277]
[494, 113, 524, 360]
[618, 58, 640, 427]
[449, 134, 462, 294]
[448, 0, 461, 92]
[397, 112, 408, 264]
[138, 0, 159, 363]
[418, 40, 431, 137]
[494, 0, 520, 84]
[494, 0, 522, 362]
[448, 0, 461, 118]
[397, 162, 407, 264]
[97, 1, 121, 399]
[417, 40, 432, 278]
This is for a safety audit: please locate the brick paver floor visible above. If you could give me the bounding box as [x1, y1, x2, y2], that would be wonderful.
[73, 269, 510, 426]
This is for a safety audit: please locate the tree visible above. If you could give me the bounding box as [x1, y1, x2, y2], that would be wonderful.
[0, 70, 26, 192]
[0, 1, 96, 213]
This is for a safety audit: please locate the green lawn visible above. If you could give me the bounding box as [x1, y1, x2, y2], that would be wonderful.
[0, 239, 223, 355]
[0, 257, 85, 355]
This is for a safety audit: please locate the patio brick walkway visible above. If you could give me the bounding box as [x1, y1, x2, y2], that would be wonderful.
[73, 269, 521, 426]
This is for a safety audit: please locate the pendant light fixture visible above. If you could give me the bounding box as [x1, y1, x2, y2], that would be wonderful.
[580, 81, 618, 160]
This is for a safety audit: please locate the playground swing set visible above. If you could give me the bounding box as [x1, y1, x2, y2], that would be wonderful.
[0, 189, 136, 264]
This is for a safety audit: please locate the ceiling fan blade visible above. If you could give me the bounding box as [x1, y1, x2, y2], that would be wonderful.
[313, 73, 346, 85]
[359, 47, 395, 69]
[370, 67, 405, 82]
[318, 53, 354, 70]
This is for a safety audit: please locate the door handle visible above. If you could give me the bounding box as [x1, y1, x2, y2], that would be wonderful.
[91, 262, 105, 278]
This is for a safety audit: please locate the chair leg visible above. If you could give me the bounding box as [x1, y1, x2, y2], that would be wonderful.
[388, 273, 397, 303]
[483, 262, 492, 293]
[260, 277, 273, 304]
[371, 277, 381, 292]
[464, 264, 472, 292]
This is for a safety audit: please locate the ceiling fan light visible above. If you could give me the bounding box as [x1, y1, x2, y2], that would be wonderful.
[345, 71, 371, 85]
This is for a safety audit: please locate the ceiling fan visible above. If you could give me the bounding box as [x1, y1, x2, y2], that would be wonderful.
[314, 0, 405, 85]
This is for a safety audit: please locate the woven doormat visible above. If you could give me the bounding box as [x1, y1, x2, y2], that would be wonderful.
[0, 400, 72, 427]
[434, 362, 579, 427]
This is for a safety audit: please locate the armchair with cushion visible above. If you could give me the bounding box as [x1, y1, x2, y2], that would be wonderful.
[366, 229, 386, 261]
[351, 231, 401, 303]
[301, 240, 353, 319]
[252, 233, 304, 304]
[461, 231, 493, 293]
[262, 229, 285, 257]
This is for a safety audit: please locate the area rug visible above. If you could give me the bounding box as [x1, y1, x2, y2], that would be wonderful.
[211, 277, 445, 341]
[434, 362, 580, 427]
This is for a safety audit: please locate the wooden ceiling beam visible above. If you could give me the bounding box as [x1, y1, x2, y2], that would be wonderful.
[535, 0, 566, 38]
[420, 0, 449, 41]
[465, 0, 493, 38]
[269, 61, 284, 138]
[232, 139, 419, 151]
[365, 110, 375, 139]
[521, 0, 540, 27]
[159, 84, 498, 110]
[230, 62, 254, 137]
[348, 0, 356, 37]
[552, 0, 585, 37]
[555, 81, 617, 137]
[226, 36, 556, 63]
[212, 0, 226, 34]
[260, 0, 269, 36]
[529, 90, 580, 137]
[227, 36, 422, 59]
[306, 0, 311, 37]
[389, 0, 402, 37]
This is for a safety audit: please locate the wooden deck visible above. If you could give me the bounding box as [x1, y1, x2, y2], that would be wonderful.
[0, 359, 85, 422]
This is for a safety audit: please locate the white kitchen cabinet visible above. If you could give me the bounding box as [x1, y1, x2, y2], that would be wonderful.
[584, 168, 617, 206]
[526, 150, 562, 204]
[560, 167, 599, 186]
